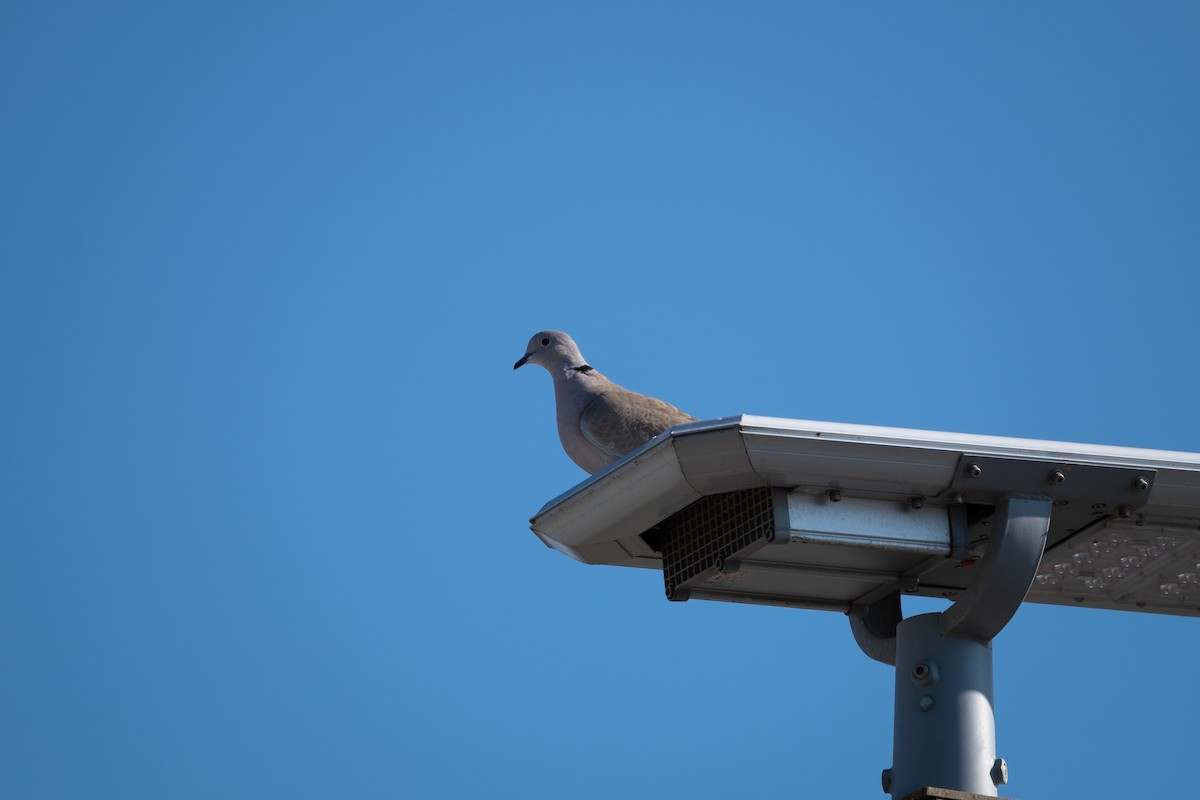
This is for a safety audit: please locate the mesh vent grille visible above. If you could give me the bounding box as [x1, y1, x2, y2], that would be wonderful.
[662, 488, 776, 599]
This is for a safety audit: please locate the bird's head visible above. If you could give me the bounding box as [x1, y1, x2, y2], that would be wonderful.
[513, 330, 587, 372]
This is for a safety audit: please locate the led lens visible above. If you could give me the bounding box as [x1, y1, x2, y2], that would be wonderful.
[1029, 520, 1200, 613]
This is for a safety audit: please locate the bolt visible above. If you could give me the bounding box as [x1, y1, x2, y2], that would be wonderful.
[918, 696, 934, 712]
[910, 661, 937, 686]
[881, 769, 893, 793]
[713, 555, 726, 572]
[964, 463, 982, 478]
[1132, 476, 1149, 492]
[951, 492, 964, 506]
[909, 496, 923, 510]
[991, 758, 1009, 786]
[1048, 469, 1066, 485]
[828, 489, 842, 502]
[1118, 505, 1132, 518]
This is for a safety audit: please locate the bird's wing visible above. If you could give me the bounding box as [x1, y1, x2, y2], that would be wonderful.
[579, 389, 696, 459]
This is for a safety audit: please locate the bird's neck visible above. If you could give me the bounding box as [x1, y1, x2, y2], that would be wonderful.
[552, 362, 603, 385]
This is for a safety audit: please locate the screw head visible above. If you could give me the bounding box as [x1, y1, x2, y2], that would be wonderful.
[909, 496, 923, 510]
[1118, 505, 1133, 518]
[992, 758, 1009, 786]
[965, 463, 983, 478]
[1048, 469, 1066, 485]
[1132, 476, 1150, 492]
[828, 489, 842, 502]
[918, 696, 934, 712]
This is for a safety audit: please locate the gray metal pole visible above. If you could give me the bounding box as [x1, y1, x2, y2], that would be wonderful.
[888, 613, 1003, 799]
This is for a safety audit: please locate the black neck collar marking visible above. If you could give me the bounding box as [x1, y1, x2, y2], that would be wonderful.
[571, 365, 595, 374]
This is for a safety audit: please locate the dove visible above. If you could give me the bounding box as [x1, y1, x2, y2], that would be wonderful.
[514, 330, 697, 474]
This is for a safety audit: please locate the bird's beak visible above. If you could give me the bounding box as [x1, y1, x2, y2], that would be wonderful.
[513, 352, 532, 370]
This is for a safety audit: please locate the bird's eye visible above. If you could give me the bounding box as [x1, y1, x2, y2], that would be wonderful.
[541, 338, 551, 346]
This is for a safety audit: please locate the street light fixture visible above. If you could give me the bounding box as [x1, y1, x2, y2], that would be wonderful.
[529, 416, 1200, 799]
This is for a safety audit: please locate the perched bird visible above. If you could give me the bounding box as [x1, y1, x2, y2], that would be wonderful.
[514, 330, 697, 474]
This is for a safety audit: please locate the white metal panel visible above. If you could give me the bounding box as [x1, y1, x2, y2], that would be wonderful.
[531, 437, 697, 551]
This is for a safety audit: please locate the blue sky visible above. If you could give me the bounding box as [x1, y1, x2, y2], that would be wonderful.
[4, 2, 1199, 798]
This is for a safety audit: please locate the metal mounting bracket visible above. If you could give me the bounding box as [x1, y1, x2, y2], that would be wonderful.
[944, 454, 1156, 554]
[885, 494, 1052, 798]
[849, 590, 902, 666]
[940, 494, 1052, 642]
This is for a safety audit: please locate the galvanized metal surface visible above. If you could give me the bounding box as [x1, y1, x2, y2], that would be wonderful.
[781, 491, 952, 554]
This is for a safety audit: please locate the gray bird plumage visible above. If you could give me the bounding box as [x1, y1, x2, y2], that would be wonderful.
[514, 330, 696, 473]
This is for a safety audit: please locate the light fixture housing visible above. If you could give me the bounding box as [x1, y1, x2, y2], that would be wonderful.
[530, 416, 1200, 618]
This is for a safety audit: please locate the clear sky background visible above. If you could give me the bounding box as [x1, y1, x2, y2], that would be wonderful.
[4, 3, 1199, 798]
